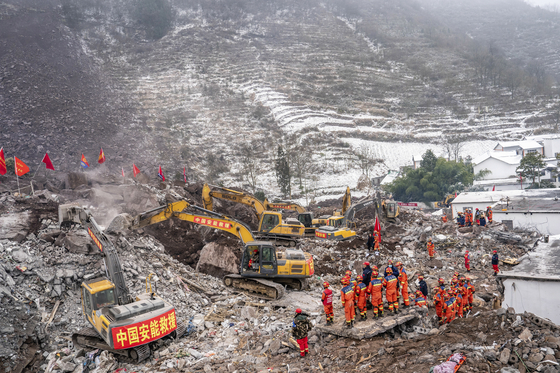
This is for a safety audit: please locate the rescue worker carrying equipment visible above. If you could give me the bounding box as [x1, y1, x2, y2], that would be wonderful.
[427, 238, 435, 259]
[321, 282, 334, 325]
[292, 308, 312, 357]
[383, 267, 399, 314]
[396, 261, 410, 307]
[341, 278, 355, 328]
[492, 250, 499, 275]
[355, 275, 368, 321]
[367, 271, 384, 318]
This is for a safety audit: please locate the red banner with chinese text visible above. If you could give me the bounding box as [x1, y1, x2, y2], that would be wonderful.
[315, 231, 327, 239]
[193, 216, 232, 229]
[111, 308, 177, 349]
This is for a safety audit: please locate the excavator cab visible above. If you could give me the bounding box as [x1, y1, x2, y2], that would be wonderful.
[328, 216, 345, 228]
[241, 243, 278, 275]
[297, 212, 313, 228]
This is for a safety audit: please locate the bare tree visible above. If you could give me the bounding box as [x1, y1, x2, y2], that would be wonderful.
[504, 67, 524, 99]
[356, 145, 377, 178]
[238, 141, 265, 193]
[442, 135, 465, 162]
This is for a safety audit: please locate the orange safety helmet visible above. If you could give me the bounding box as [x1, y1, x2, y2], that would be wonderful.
[372, 265, 378, 271]
[356, 275, 363, 281]
[345, 270, 352, 275]
[438, 278, 445, 284]
[388, 259, 393, 264]
[415, 290, 422, 296]
[451, 278, 458, 284]
[418, 275, 424, 280]
[396, 261, 403, 267]
[323, 281, 330, 288]
[386, 267, 393, 274]
[460, 276, 466, 282]
[341, 278, 350, 285]
[372, 271, 379, 277]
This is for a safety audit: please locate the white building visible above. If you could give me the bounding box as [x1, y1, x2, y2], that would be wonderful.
[526, 134, 560, 158]
[472, 151, 521, 180]
[493, 140, 544, 156]
[500, 236, 560, 324]
[452, 189, 560, 234]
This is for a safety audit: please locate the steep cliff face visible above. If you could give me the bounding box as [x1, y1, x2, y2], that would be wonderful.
[1, 0, 558, 196]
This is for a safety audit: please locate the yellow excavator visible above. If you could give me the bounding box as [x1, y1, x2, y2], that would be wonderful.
[202, 184, 305, 245]
[58, 204, 183, 362]
[315, 196, 375, 240]
[382, 200, 400, 223]
[126, 200, 314, 299]
[434, 194, 455, 208]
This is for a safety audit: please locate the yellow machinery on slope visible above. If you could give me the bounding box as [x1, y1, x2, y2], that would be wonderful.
[382, 200, 400, 223]
[202, 184, 305, 245]
[315, 196, 375, 241]
[127, 200, 314, 299]
[58, 205, 184, 362]
[434, 194, 455, 208]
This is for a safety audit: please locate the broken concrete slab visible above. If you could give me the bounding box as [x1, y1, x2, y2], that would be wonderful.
[0, 211, 31, 242]
[315, 308, 421, 340]
[196, 242, 240, 277]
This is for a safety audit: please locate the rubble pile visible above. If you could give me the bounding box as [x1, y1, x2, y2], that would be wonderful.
[1, 179, 558, 373]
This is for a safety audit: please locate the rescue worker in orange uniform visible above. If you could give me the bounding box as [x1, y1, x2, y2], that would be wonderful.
[442, 291, 456, 324]
[451, 277, 459, 291]
[367, 270, 384, 318]
[427, 238, 435, 259]
[466, 277, 475, 311]
[350, 277, 358, 315]
[414, 290, 427, 307]
[442, 215, 448, 223]
[487, 206, 493, 224]
[355, 275, 369, 321]
[464, 250, 471, 272]
[396, 261, 410, 307]
[433, 286, 445, 324]
[341, 278, 355, 328]
[341, 270, 352, 285]
[373, 230, 380, 250]
[459, 276, 469, 315]
[321, 282, 334, 325]
[383, 267, 400, 314]
[455, 280, 464, 318]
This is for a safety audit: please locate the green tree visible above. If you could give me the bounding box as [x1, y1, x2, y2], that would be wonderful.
[275, 145, 291, 198]
[516, 153, 546, 188]
[420, 149, 437, 172]
[133, 0, 175, 40]
[388, 158, 473, 203]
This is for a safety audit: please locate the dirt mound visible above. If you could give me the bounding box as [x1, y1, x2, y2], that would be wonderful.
[143, 220, 204, 266]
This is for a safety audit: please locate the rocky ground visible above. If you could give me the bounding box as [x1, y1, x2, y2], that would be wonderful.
[1, 174, 559, 373]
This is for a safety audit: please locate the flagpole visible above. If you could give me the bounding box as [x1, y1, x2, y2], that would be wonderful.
[15, 157, 20, 195]
[32, 163, 42, 179]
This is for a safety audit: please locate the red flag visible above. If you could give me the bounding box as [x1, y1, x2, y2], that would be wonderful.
[492, 185, 495, 191]
[98, 148, 106, 164]
[158, 166, 165, 181]
[81, 154, 89, 169]
[121, 167, 125, 177]
[133, 164, 140, 177]
[42, 153, 55, 170]
[0, 148, 6, 175]
[14, 157, 30, 176]
[183, 167, 187, 183]
[374, 215, 381, 232]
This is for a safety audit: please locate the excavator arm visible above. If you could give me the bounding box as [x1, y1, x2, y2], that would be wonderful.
[59, 205, 132, 305]
[129, 200, 256, 245]
[264, 200, 306, 214]
[344, 196, 375, 226]
[202, 184, 266, 221]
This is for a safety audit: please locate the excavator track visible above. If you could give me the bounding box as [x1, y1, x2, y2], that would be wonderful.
[72, 327, 151, 362]
[223, 274, 286, 300]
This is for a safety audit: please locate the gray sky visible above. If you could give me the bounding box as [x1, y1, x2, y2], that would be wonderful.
[525, 0, 560, 7]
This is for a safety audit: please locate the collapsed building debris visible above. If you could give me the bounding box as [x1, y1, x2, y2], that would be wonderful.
[1, 177, 559, 373]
